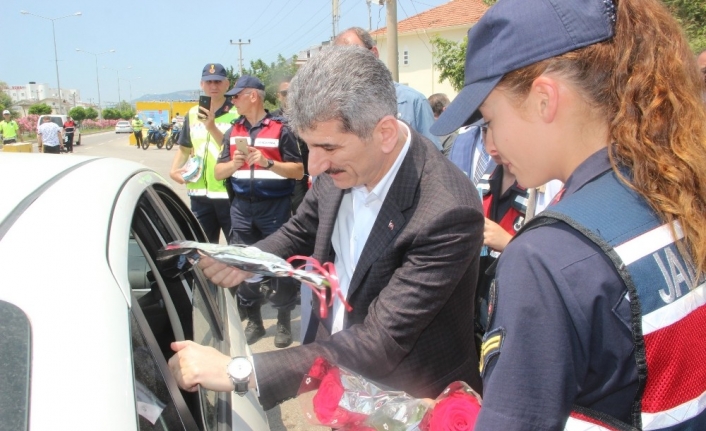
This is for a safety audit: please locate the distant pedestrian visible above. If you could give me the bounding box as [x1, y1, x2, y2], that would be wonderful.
[37, 115, 63, 154]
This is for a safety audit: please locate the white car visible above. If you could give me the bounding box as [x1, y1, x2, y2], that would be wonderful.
[116, 120, 133, 134]
[0, 153, 269, 431]
[37, 114, 82, 145]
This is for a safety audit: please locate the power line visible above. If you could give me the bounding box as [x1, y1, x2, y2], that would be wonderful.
[239, 0, 276, 37]
[398, 0, 432, 52]
[258, 0, 333, 60]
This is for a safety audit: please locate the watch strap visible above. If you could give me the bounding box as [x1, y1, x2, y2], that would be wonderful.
[265, 158, 274, 170]
[232, 379, 249, 396]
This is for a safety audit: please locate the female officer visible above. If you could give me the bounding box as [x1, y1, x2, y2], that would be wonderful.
[431, 0, 706, 429]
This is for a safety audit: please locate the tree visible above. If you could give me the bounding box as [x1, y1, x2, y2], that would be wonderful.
[226, 55, 298, 111]
[28, 103, 52, 115]
[0, 81, 13, 115]
[430, 36, 467, 92]
[102, 108, 120, 120]
[664, 0, 706, 52]
[68, 106, 87, 122]
[84, 107, 99, 121]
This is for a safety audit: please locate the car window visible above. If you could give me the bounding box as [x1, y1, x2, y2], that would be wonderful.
[0, 301, 30, 431]
[131, 306, 198, 431]
[129, 184, 230, 431]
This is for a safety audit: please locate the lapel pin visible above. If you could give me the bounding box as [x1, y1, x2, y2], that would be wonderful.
[388, 220, 394, 230]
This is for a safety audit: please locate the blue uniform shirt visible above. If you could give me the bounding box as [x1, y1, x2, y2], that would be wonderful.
[476, 148, 638, 430]
[394, 82, 441, 151]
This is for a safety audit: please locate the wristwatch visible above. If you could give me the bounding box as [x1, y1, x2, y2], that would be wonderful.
[264, 158, 274, 170]
[226, 356, 253, 396]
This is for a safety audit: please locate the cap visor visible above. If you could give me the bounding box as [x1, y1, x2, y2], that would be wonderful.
[430, 75, 502, 136]
[224, 87, 244, 96]
[202, 76, 226, 81]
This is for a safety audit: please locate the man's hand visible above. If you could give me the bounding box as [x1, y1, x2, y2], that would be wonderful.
[168, 341, 233, 392]
[246, 147, 267, 167]
[231, 149, 247, 171]
[169, 167, 187, 184]
[484, 218, 513, 252]
[197, 255, 253, 288]
[198, 106, 215, 128]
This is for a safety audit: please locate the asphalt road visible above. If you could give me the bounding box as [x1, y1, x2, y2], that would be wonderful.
[60, 131, 326, 431]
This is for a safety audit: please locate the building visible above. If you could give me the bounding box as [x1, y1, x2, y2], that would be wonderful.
[370, 0, 487, 99]
[6, 82, 81, 114]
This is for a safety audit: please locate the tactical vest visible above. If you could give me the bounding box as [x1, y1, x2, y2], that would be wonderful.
[186, 104, 237, 198]
[524, 169, 706, 431]
[228, 117, 294, 199]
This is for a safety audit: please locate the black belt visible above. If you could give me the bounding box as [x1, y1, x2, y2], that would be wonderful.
[233, 194, 272, 203]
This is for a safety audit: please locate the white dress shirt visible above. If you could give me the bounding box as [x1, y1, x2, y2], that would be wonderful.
[330, 121, 411, 333]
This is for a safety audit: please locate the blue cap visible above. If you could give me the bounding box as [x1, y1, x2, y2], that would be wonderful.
[431, 0, 615, 136]
[225, 75, 266, 96]
[202, 63, 228, 81]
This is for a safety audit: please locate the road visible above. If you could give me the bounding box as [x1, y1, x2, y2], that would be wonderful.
[65, 131, 326, 431]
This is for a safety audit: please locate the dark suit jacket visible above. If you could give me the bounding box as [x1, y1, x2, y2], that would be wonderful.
[253, 130, 484, 410]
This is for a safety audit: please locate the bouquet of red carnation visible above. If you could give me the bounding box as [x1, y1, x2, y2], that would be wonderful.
[298, 357, 481, 431]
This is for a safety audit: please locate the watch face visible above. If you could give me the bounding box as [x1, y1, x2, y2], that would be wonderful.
[227, 357, 253, 380]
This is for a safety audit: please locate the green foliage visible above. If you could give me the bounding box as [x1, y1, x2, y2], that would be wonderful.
[28, 103, 52, 115]
[430, 36, 467, 92]
[0, 81, 15, 116]
[664, 0, 706, 53]
[68, 106, 87, 122]
[84, 107, 99, 120]
[227, 55, 298, 111]
[102, 108, 121, 120]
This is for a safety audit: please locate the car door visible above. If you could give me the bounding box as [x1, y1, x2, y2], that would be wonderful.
[124, 181, 268, 431]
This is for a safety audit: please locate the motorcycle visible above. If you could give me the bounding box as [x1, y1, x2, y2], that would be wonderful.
[143, 124, 169, 150]
[166, 123, 179, 151]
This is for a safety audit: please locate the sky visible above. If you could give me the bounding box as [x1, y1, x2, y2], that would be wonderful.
[3, 0, 450, 106]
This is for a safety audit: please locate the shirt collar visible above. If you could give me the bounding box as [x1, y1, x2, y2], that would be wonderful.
[562, 147, 612, 198]
[352, 121, 412, 204]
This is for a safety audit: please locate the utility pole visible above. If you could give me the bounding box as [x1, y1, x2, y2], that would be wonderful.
[366, 0, 372, 31]
[332, 0, 340, 40]
[386, 0, 399, 81]
[230, 39, 251, 76]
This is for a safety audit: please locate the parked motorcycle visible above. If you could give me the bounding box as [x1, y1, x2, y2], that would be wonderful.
[143, 124, 169, 150]
[166, 123, 179, 151]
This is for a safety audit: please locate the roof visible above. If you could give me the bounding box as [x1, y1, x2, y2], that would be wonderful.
[370, 0, 488, 37]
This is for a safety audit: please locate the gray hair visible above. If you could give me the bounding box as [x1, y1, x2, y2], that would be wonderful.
[336, 27, 376, 50]
[254, 89, 266, 101]
[287, 45, 396, 139]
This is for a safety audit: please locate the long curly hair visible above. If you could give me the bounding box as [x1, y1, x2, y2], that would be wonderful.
[499, 0, 706, 276]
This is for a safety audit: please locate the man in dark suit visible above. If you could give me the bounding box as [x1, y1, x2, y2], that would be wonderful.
[168, 45, 484, 410]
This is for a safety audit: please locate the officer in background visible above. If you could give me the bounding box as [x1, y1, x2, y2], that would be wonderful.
[272, 74, 310, 214]
[131, 115, 144, 149]
[215, 75, 303, 348]
[63, 116, 76, 153]
[169, 63, 237, 244]
[0, 110, 22, 147]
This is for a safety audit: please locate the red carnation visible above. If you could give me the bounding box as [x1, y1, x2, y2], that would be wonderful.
[308, 357, 332, 380]
[425, 391, 481, 431]
[313, 367, 346, 424]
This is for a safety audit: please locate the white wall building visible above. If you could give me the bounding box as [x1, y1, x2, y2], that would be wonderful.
[7, 82, 81, 105]
[370, 0, 487, 99]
